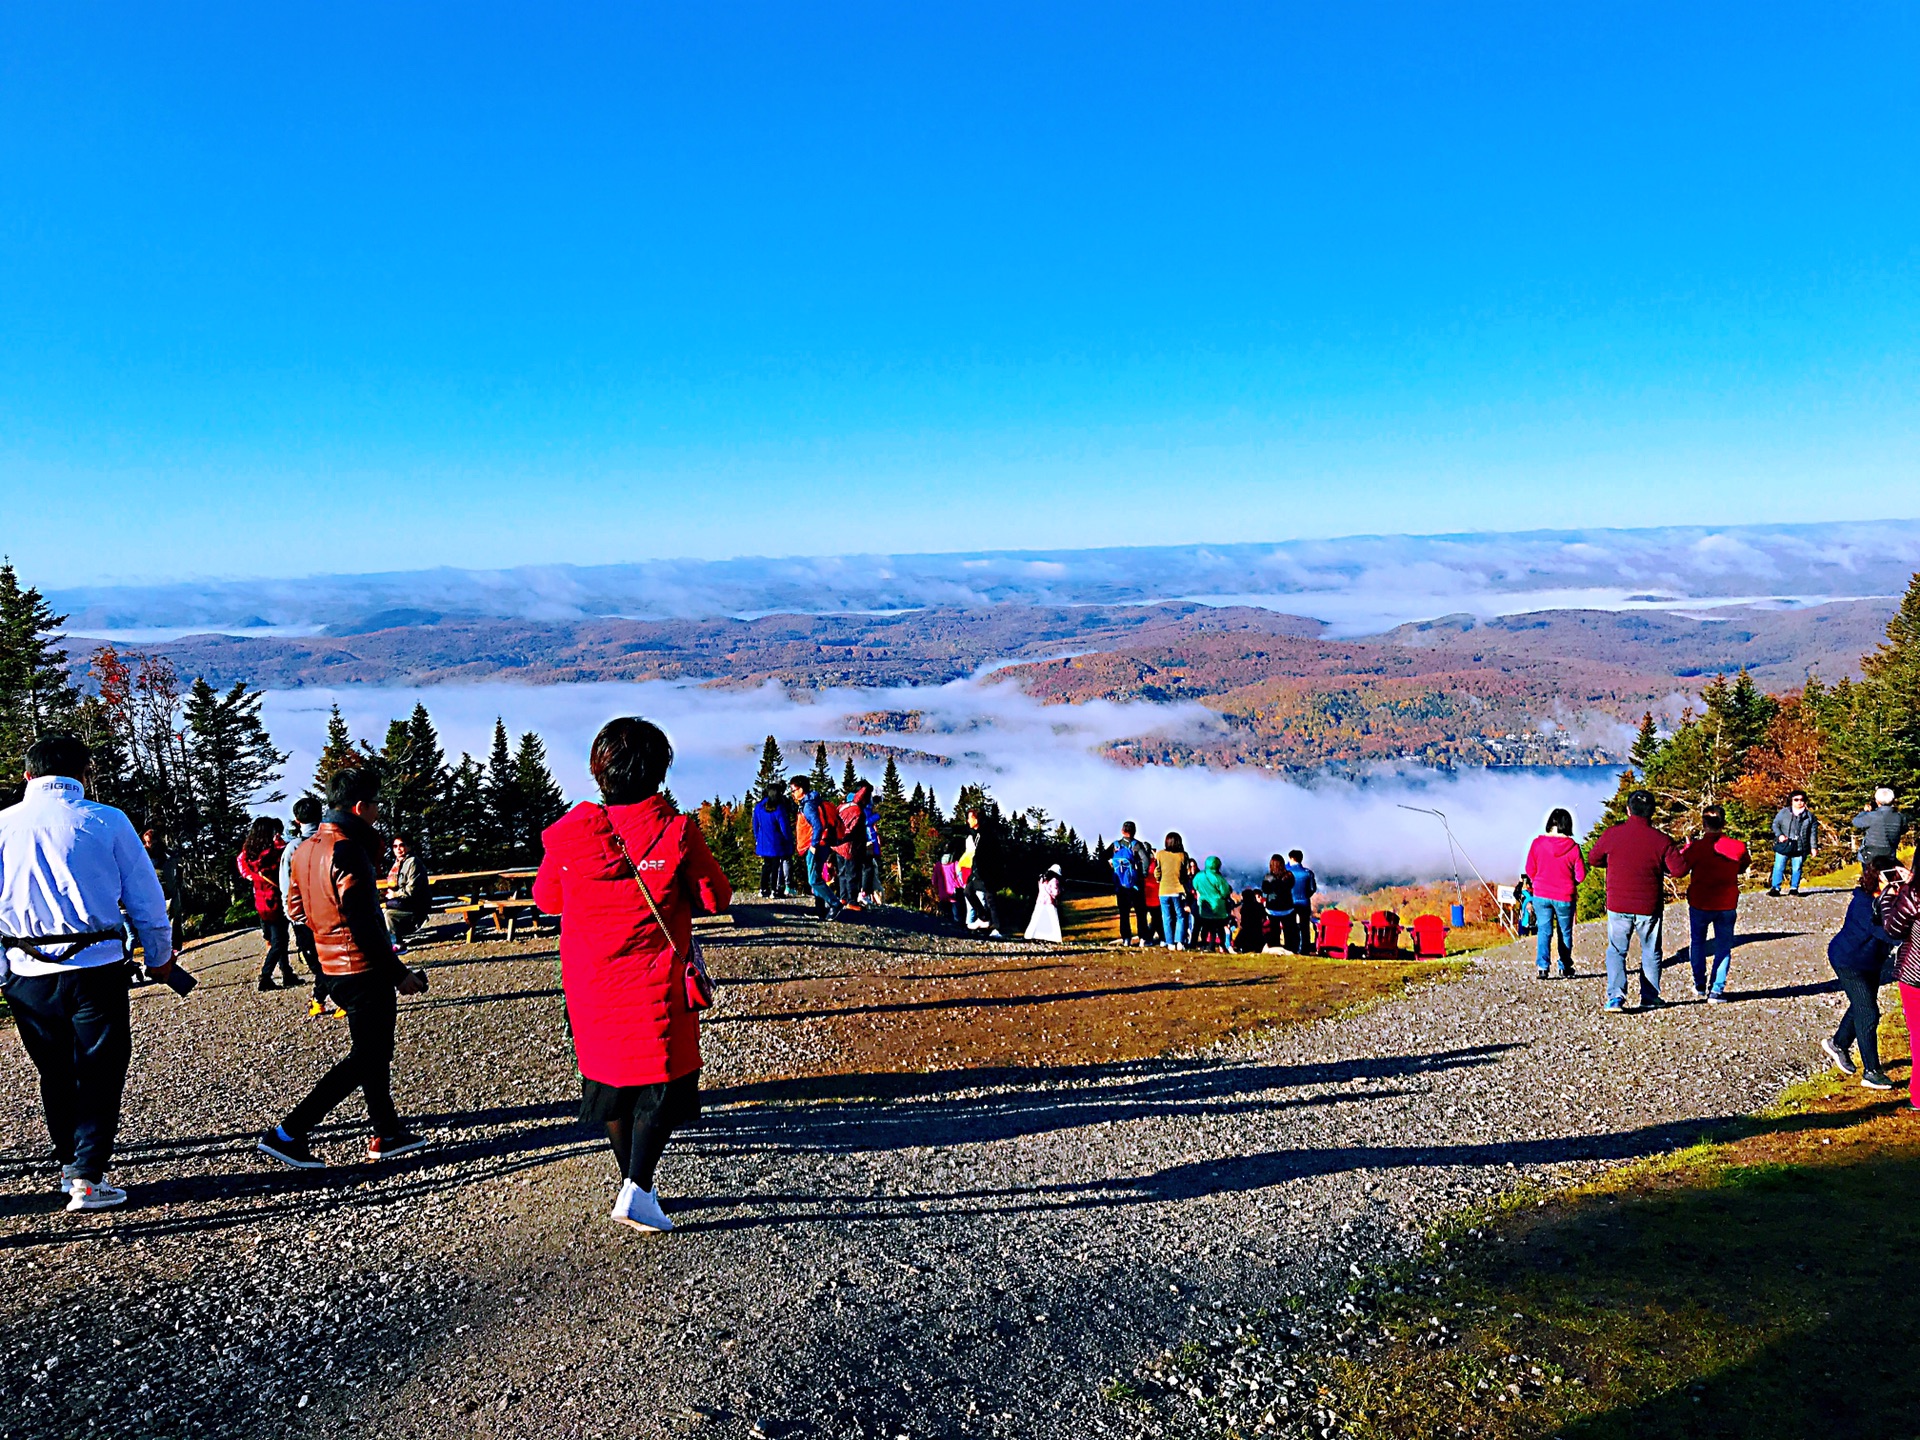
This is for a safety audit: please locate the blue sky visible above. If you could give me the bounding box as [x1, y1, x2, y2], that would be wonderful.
[2, 3, 1917, 586]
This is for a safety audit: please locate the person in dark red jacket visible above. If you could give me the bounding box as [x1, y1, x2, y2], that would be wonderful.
[1679, 803, 1750, 1002]
[1586, 789, 1686, 1011]
[533, 717, 732, 1235]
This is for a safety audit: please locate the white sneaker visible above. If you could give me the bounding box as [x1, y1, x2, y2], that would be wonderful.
[987, 930, 1005, 940]
[609, 1178, 637, 1221]
[613, 1182, 674, 1233]
[65, 1179, 127, 1212]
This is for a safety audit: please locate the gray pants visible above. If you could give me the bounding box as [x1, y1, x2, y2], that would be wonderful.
[1604, 910, 1664, 1005]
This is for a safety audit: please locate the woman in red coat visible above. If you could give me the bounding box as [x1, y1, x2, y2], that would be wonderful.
[532, 717, 731, 1233]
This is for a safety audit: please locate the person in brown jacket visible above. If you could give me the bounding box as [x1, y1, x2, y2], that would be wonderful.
[257, 767, 428, 1169]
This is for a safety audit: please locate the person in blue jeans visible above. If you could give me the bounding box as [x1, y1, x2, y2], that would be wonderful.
[787, 776, 842, 921]
[1156, 834, 1196, 949]
[1679, 804, 1750, 1002]
[1768, 791, 1816, 895]
[1587, 789, 1685, 1010]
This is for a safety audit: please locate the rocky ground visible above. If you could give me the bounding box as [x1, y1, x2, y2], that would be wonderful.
[0, 890, 1852, 1439]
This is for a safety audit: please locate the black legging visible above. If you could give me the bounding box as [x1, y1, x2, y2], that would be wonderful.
[257, 913, 296, 986]
[1833, 968, 1887, 1074]
[758, 856, 784, 895]
[605, 1073, 701, 1190]
[965, 879, 1004, 935]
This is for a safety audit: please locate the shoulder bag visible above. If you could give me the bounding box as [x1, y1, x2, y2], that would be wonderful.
[600, 808, 715, 1012]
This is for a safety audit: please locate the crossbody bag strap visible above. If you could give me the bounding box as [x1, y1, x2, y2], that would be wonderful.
[598, 806, 684, 964]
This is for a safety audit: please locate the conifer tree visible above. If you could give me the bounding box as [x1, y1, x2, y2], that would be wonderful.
[878, 755, 911, 899]
[1628, 713, 1661, 776]
[314, 705, 358, 793]
[183, 677, 287, 901]
[808, 743, 838, 803]
[512, 731, 567, 861]
[841, 754, 861, 798]
[373, 703, 447, 854]
[1857, 572, 1920, 799]
[753, 735, 787, 799]
[438, 753, 488, 869]
[483, 718, 521, 865]
[0, 562, 77, 784]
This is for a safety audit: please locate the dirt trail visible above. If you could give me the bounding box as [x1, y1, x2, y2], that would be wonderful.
[0, 892, 1853, 1439]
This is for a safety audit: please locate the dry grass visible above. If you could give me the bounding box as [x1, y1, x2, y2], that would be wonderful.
[1328, 1007, 1920, 1438]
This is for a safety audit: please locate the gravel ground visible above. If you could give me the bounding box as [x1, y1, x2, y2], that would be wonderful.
[0, 890, 1852, 1439]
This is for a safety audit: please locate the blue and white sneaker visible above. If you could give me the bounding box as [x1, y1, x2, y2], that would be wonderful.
[1603, 998, 1627, 1013]
[610, 1179, 674, 1233]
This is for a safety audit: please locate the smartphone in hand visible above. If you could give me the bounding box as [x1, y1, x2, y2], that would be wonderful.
[157, 964, 197, 997]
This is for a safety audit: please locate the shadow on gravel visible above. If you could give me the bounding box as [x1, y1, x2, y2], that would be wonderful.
[703, 971, 1292, 1027]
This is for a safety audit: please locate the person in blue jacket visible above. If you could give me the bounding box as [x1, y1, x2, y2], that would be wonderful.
[1286, 850, 1317, 951]
[1823, 858, 1900, 1089]
[751, 791, 794, 898]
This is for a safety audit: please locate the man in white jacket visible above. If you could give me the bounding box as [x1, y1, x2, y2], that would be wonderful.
[0, 734, 175, 1211]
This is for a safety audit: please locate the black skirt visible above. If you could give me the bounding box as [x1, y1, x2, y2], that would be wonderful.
[578, 1069, 702, 1128]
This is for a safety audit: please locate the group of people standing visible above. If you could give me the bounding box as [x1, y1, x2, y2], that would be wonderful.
[755, 778, 887, 922]
[1098, 822, 1317, 953]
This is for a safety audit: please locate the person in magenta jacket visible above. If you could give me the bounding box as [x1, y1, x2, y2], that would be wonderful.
[1522, 808, 1586, 979]
[533, 717, 732, 1235]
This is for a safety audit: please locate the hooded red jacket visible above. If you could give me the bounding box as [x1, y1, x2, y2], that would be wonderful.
[532, 796, 732, 1088]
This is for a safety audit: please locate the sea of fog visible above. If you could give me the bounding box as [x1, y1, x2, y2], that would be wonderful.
[260, 679, 1619, 889]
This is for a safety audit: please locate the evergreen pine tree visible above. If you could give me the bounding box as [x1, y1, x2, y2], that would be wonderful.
[438, 754, 488, 869]
[1857, 571, 1920, 799]
[1629, 713, 1661, 776]
[482, 719, 521, 865]
[182, 677, 288, 902]
[513, 731, 568, 861]
[314, 705, 358, 793]
[878, 755, 911, 899]
[809, 743, 838, 802]
[752, 735, 788, 799]
[0, 561, 77, 784]
[841, 754, 861, 798]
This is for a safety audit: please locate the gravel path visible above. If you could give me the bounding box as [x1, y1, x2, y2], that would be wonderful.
[0, 890, 1852, 1438]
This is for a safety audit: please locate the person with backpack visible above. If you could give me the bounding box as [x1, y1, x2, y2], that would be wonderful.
[861, 799, 885, 905]
[787, 776, 843, 921]
[1523, 808, 1586, 979]
[1110, 821, 1153, 946]
[1192, 856, 1235, 951]
[751, 790, 793, 898]
[1286, 850, 1317, 949]
[237, 817, 302, 992]
[531, 717, 733, 1233]
[1261, 855, 1296, 951]
[1768, 791, 1817, 896]
[836, 782, 873, 912]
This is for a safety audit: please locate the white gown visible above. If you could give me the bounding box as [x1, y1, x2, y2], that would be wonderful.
[1025, 875, 1063, 943]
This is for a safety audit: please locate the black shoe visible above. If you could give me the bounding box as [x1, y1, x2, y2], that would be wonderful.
[1861, 1069, 1896, 1091]
[1790, 888, 1802, 897]
[1535, 968, 1549, 980]
[257, 978, 279, 992]
[1640, 993, 1665, 1009]
[258, 1128, 324, 1169]
[367, 1132, 428, 1160]
[278, 972, 307, 988]
[1766, 887, 1781, 897]
[1558, 965, 1574, 978]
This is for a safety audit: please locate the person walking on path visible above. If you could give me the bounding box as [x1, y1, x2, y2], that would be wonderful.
[1852, 788, 1906, 873]
[1156, 834, 1196, 950]
[1286, 850, 1317, 951]
[1110, 821, 1153, 947]
[961, 807, 1007, 939]
[787, 777, 842, 922]
[1823, 859, 1900, 1091]
[1768, 791, 1817, 896]
[1679, 803, 1750, 1002]
[237, 817, 301, 991]
[1872, 863, 1920, 1099]
[281, 795, 342, 1018]
[751, 791, 793, 898]
[1522, 808, 1585, 979]
[259, 767, 429, 1170]
[1261, 855, 1296, 952]
[532, 718, 732, 1233]
[1193, 856, 1235, 952]
[1024, 864, 1064, 943]
[1587, 789, 1686, 1012]
[0, 734, 177, 1212]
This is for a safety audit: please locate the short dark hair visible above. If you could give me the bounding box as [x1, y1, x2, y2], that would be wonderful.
[1121, 820, 1137, 836]
[292, 795, 323, 826]
[1789, 789, 1808, 802]
[1288, 849, 1304, 862]
[1545, 807, 1574, 836]
[392, 833, 412, 848]
[327, 766, 380, 811]
[1701, 804, 1726, 830]
[590, 717, 673, 805]
[24, 733, 89, 780]
[788, 775, 811, 793]
[1627, 789, 1655, 819]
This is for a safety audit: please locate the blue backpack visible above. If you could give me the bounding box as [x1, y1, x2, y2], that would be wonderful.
[1110, 844, 1141, 888]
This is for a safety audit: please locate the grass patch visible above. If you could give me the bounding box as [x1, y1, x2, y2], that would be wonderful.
[1327, 1008, 1920, 1438]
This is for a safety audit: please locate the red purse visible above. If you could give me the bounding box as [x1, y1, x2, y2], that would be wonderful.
[601, 810, 715, 1012]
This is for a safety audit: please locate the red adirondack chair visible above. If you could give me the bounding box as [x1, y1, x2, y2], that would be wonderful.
[1365, 909, 1402, 958]
[1314, 909, 1354, 957]
[1409, 913, 1449, 958]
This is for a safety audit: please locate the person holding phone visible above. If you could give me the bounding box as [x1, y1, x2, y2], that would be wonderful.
[1838, 859, 1907, 1091]
[260, 766, 429, 1169]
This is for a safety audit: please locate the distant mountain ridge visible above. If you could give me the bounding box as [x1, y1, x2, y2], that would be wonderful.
[54, 519, 1920, 637]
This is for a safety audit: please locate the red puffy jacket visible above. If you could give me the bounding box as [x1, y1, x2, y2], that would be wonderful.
[532, 796, 732, 1088]
[236, 838, 286, 916]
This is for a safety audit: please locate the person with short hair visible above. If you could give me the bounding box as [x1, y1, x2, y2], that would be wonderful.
[1286, 850, 1317, 951]
[238, 816, 302, 991]
[1679, 803, 1750, 1002]
[1587, 789, 1686, 1011]
[282, 795, 340, 1018]
[787, 776, 842, 921]
[1110, 821, 1153, 946]
[1852, 787, 1906, 873]
[1768, 791, 1816, 895]
[1523, 808, 1586, 979]
[533, 717, 733, 1233]
[751, 789, 793, 897]
[383, 834, 430, 952]
[1823, 858, 1899, 1090]
[0, 734, 176, 1211]
[259, 767, 429, 1170]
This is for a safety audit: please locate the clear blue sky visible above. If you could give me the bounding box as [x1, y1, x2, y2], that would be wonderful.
[3, 3, 1917, 586]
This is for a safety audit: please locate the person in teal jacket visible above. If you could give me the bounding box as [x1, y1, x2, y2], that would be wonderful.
[1192, 856, 1236, 951]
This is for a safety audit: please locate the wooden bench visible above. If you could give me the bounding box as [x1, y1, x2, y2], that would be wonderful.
[444, 903, 491, 944]
[483, 898, 544, 942]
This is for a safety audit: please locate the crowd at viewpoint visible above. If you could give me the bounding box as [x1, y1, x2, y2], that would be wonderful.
[4, 714, 1919, 1232]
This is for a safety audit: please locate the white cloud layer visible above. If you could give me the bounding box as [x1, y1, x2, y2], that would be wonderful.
[261, 678, 1619, 888]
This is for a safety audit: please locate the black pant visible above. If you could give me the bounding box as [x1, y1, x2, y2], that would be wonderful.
[1833, 968, 1886, 1074]
[758, 856, 785, 895]
[293, 923, 329, 1004]
[1291, 907, 1312, 953]
[281, 970, 402, 1138]
[965, 879, 1004, 935]
[4, 964, 133, 1182]
[1116, 885, 1149, 942]
[258, 913, 295, 986]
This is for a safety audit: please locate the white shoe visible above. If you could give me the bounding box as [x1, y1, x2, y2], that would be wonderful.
[65, 1179, 127, 1212]
[613, 1182, 674, 1233]
[987, 930, 1005, 940]
[609, 1178, 637, 1221]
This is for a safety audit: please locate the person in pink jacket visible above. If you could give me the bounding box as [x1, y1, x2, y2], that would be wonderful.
[1523, 808, 1587, 979]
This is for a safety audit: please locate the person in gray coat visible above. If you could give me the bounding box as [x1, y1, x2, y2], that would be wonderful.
[1768, 791, 1817, 896]
[1852, 788, 1907, 871]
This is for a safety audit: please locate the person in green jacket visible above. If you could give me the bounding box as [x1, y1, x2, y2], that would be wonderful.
[1192, 856, 1236, 952]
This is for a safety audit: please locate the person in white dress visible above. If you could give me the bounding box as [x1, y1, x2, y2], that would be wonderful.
[1025, 864, 1064, 944]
